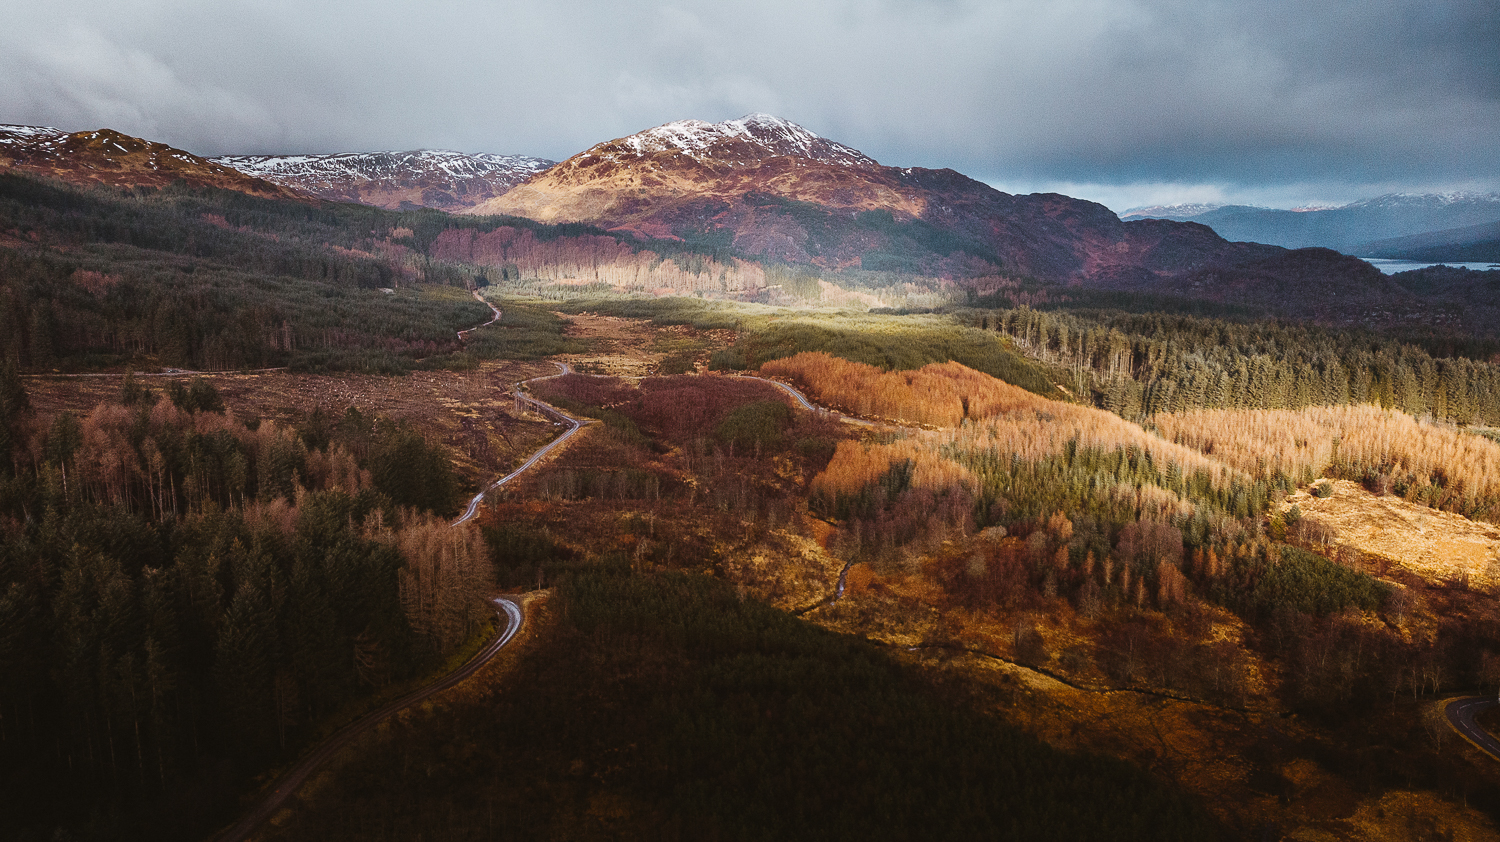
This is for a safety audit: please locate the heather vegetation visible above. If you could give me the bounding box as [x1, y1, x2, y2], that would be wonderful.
[524, 373, 834, 518]
[0, 371, 490, 841]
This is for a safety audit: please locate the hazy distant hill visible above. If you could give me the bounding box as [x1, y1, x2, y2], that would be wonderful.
[214, 149, 555, 212]
[1124, 193, 1500, 254]
[1360, 219, 1500, 263]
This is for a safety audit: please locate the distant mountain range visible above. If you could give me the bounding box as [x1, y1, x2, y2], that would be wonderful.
[211, 149, 555, 212]
[0, 124, 555, 213]
[1123, 193, 1500, 260]
[6, 116, 1496, 333]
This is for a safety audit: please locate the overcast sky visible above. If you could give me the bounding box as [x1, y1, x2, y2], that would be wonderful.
[2, 0, 1496, 211]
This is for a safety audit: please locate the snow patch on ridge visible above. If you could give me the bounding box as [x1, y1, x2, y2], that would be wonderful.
[212, 149, 555, 189]
[0, 125, 68, 148]
[1120, 202, 1231, 219]
[604, 113, 878, 169]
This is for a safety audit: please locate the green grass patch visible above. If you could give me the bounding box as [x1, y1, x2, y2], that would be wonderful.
[464, 295, 583, 360]
[555, 296, 1065, 399]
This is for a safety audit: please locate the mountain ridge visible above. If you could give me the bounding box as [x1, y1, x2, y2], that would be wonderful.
[213, 148, 555, 212]
[0, 124, 300, 199]
[1, 115, 1448, 329]
[466, 113, 1368, 295]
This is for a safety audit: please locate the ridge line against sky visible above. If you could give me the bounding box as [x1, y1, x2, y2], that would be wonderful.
[2, 0, 1496, 213]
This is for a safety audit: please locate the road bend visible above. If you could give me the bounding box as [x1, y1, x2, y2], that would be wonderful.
[452, 362, 588, 526]
[735, 373, 886, 428]
[215, 596, 524, 842]
[746, 375, 817, 411]
[457, 291, 503, 341]
[1447, 696, 1500, 761]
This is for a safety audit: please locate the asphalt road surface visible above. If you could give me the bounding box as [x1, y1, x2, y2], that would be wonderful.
[452, 362, 588, 526]
[457, 292, 503, 340]
[215, 597, 524, 842]
[747, 374, 818, 411]
[739, 373, 888, 428]
[1447, 696, 1500, 761]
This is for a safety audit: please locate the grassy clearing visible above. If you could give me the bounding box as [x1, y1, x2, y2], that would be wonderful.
[551, 295, 1065, 398]
[465, 292, 584, 360]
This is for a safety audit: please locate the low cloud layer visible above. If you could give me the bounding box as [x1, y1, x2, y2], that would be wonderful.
[3, 0, 1496, 210]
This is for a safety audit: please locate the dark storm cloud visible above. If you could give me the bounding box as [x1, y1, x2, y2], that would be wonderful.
[2, 0, 1496, 208]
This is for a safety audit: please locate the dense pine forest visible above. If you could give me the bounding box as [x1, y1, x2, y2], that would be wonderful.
[253, 570, 1225, 842]
[0, 366, 490, 840]
[980, 305, 1500, 424]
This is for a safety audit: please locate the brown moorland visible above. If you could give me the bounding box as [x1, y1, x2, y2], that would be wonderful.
[22, 360, 562, 497]
[1, 126, 299, 198]
[502, 359, 1500, 838]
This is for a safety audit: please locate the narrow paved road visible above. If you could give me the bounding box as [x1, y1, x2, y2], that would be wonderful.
[216, 597, 524, 842]
[738, 373, 884, 428]
[209, 359, 879, 838]
[457, 291, 503, 340]
[453, 362, 588, 526]
[1447, 696, 1500, 761]
[747, 374, 818, 411]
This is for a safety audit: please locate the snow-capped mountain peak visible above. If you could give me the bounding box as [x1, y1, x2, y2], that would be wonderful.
[605, 114, 878, 169]
[1350, 191, 1500, 211]
[214, 149, 552, 186]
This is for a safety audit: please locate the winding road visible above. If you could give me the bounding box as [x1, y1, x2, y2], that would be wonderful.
[457, 290, 503, 340]
[1447, 696, 1500, 761]
[215, 597, 524, 842]
[207, 316, 884, 838]
[752, 375, 818, 411]
[741, 373, 884, 428]
[216, 294, 550, 840]
[452, 362, 590, 526]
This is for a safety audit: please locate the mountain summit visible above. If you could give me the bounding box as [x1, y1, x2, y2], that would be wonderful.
[605, 114, 878, 169]
[463, 114, 924, 235]
[466, 113, 1318, 287]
